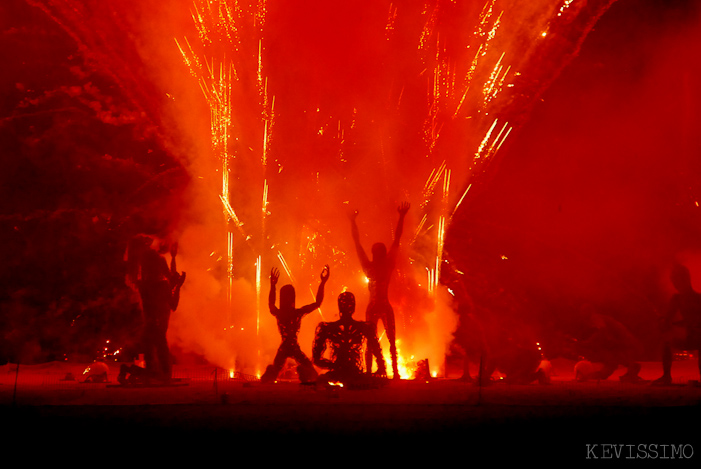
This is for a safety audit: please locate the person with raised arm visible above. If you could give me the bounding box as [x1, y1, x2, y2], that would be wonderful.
[121, 235, 185, 384]
[261, 265, 329, 384]
[349, 202, 409, 379]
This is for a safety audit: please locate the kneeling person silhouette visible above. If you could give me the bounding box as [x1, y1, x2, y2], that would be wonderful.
[261, 265, 329, 384]
[312, 291, 387, 388]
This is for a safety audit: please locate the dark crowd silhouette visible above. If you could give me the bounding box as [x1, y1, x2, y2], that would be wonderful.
[120, 235, 185, 385]
[653, 264, 701, 386]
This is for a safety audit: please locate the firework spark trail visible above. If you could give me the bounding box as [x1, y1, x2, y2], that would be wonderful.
[276, 251, 296, 285]
[475, 118, 499, 159]
[205, 0, 610, 378]
[411, 1, 513, 303]
[256, 255, 261, 336]
[385, 2, 398, 39]
[227, 231, 234, 306]
[27, 0, 618, 377]
[262, 92, 275, 167]
[179, 1, 273, 325]
[418, 2, 439, 54]
[261, 178, 269, 241]
[426, 168, 450, 295]
[420, 161, 447, 208]
[258, 40, 265, 98]
[451, 183, 472, 218]
[309, 286, 325, 321]
[412, 213, 429, 246]
[437, 169, 450, 256]
[486, 121, 512, 158]
[219, 194, 249, 240]
[483, 51, 510, 108]
[405, 2, 610, 354]
[420, 1, 546, 158]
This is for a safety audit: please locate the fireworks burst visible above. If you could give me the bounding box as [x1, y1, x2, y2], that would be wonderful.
[178, 0, 615, 375]
[25, 0, 618, 376]
[177, 0, 273, 324]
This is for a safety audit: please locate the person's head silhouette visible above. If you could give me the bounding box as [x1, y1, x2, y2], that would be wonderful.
[671, 264, 693, 293]
[371, 243, 387, 262]
[338, 291, 355, 319]
[280, 284, 296, 309]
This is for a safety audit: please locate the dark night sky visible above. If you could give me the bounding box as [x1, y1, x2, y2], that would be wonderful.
[448, 0, 701, 347]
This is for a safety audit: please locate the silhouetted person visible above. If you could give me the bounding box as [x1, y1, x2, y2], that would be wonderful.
[125, 235, 185, 383]
[117, 363, 150, 385]
[260, 265, 329, 384]
[477, 325, 547, 385]
[452, 298, 547, 385]
[443, 275, 489, 383]
[653, 264, 701, 385]
[573, 305, 643, 382]
[168, 242, 186, 310]
[452, 300, 487, 383]
[349, 202, 409, 379]
[312, 291, 386, 386]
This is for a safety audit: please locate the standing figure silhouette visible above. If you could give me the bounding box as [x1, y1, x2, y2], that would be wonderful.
[653, 264, 701, 385]
[124, 236, 185, 383]
[349, 202, 409, 379]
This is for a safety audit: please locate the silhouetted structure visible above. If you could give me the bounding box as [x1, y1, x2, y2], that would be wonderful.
[349, 202, 409, 379]
[312, 291, 386, 387]
[261, 266, 329, 384]
[574, 306, 643, 382]
[450, 287, 547, 385]
[125, 236, 185, 383]
[452, 301, 487, 383]
[654, 264, 701, 385]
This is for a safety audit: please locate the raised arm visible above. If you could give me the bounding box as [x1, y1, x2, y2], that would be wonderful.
[167, 242, 187, 311]
[349, 210, 371, 270]
[168, 241, 186, 287]
[391, 202, 410, 250]
[300, 265, 330, 315]
[269, 268, 280, 315]
[169, 242, 178, 277]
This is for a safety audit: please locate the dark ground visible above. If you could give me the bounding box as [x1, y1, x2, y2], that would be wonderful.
[3, 403, 700, 462]
[2, 361, 700, 463]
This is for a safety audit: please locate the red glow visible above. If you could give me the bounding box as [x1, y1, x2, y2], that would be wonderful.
[11, 0, 615, 375]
